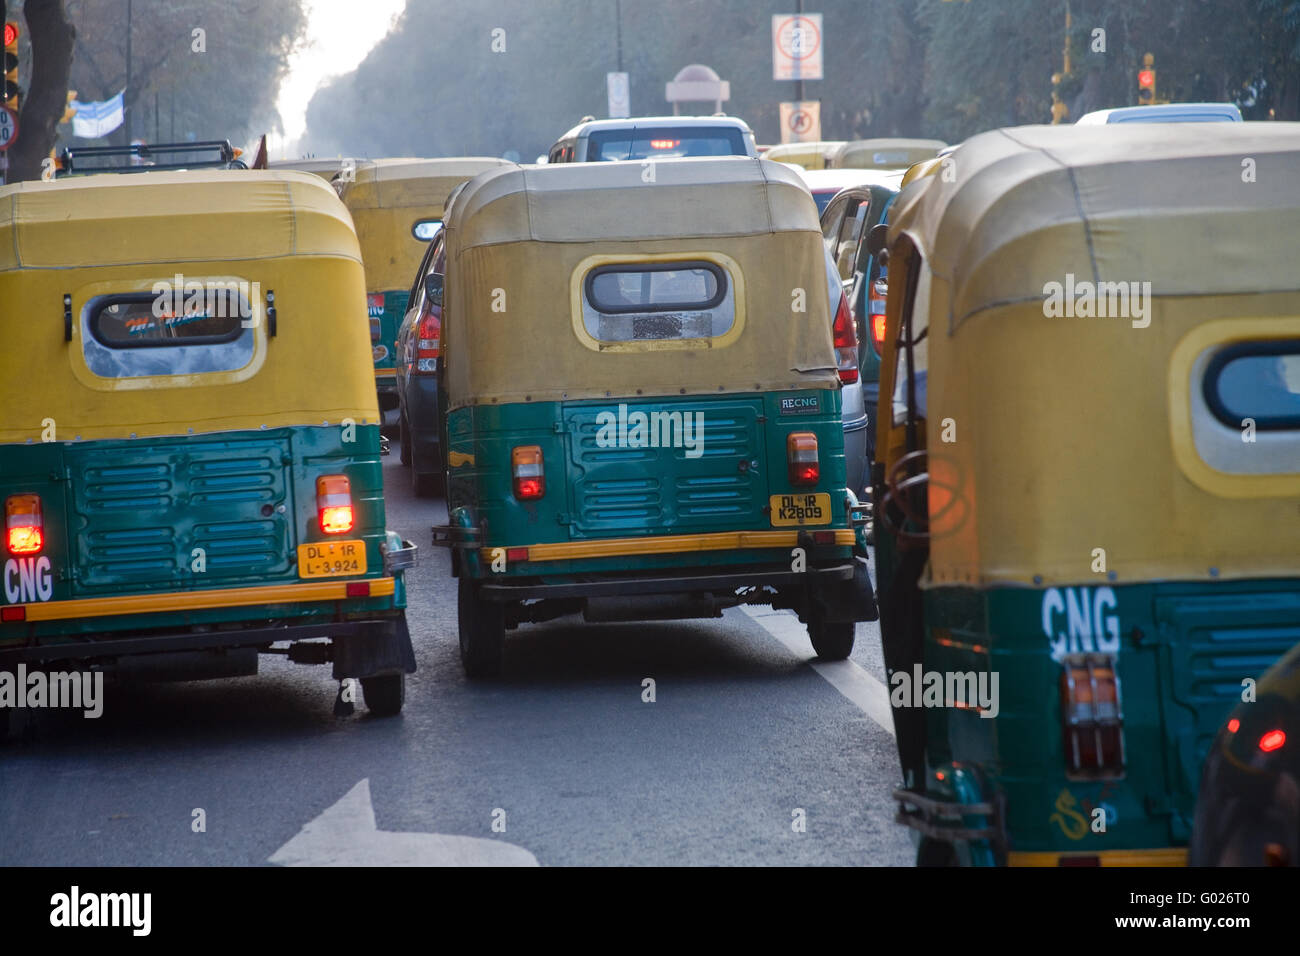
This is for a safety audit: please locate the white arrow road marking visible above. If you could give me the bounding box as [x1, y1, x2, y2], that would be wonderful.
[740, 606, 895, 737]
[269, 779, 539, 867]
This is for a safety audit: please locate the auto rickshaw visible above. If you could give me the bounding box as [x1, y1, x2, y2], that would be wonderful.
[431, 158, 877, 677]
[831, 138, 946, 171]
[336, 157, 514, 416]
[0, 169, 417, 720]
[763, 140, 847, 171]
[874, 123, 1300, 865]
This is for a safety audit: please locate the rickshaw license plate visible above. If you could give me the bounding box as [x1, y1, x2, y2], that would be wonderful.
[770, 493, 832, 526]
[298, 540, 368, 578]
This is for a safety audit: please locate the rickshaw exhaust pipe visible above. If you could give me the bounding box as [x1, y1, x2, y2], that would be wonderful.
[583, 594, 723, 623]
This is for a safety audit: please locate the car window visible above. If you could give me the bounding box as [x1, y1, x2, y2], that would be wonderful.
[585, 127, 747, 161]
[821, 195, 849, 244]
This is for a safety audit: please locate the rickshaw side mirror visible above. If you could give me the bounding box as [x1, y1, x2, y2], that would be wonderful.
[864, 222, 889, 259]
[425, 274, 444, 309]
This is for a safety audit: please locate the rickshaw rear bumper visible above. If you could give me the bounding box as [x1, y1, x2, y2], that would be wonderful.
[0, 612, 417, 681]
[894, 764, 1007, 865]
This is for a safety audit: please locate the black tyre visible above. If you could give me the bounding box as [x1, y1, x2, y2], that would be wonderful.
[361, 673, 405, 717]
[458, 576, 505, 678]
[399, 412, 412, 466]
[808, 619, 855, 660]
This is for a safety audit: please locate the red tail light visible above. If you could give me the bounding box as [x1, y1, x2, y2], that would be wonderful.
[316, 475, 354, 534]
[5, 494, 43, 555]
[832, 291, 859, 384]
[414, 310, 440, 374]
[1259, 729, 1286, 753]
[787, 432, 819, 485]
[869, 279, 888, 356]
[512, 445, 544, 500]
[1060, 654, 1125, 777]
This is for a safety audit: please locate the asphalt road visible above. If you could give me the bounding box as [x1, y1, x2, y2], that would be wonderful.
[0, 448, 913, 867]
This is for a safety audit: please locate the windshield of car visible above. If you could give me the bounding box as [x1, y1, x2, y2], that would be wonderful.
[585, 127, 748, 161]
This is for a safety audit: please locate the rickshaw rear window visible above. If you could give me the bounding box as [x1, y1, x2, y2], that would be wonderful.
[581, 262, 735, 344]
[90, 294, 244, 348]
[1205, 341, 1300, 430]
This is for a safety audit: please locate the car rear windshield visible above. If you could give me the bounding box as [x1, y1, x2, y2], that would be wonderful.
[585, 127, 748, 161]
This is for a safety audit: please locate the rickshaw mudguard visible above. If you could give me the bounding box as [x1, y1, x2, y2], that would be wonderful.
[894, 763, 1003, 866]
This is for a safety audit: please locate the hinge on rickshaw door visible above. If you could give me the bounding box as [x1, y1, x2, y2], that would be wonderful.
[266, 290, 277, 337]
[63, 294, 72, 342]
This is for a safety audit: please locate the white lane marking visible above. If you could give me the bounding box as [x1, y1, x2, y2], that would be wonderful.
[740, 605, 895, 737]
[269, 779, 539, 867]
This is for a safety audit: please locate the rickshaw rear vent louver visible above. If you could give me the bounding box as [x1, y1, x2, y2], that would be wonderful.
[1059, 653, 1125, 778]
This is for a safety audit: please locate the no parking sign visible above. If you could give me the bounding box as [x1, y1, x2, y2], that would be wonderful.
[779, 101, 821, 144]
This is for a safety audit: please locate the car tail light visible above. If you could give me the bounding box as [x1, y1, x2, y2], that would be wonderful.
[1259, 729, 1286, 753]
[5, 494, 43, 555]
[869, 279, 888, 356]
[832, 291, 859, 384]
[512, 446, 544, 500]
[316, 475, 354, 534]
[415, 310, 441, 374]
[1059, 654, 1125, 777]
[787, 432, 819, 485]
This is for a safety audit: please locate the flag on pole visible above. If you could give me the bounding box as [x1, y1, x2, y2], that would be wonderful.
[71, 90, 125, 139]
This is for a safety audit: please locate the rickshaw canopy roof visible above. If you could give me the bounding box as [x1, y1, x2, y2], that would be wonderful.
[339, 157, 516, 211]
[888, 123, 1300, 333]
[0, 169, 359, 273]
[834, 138, 947, 169]
[442, 157, 838, 409]
[448, 156, 820, 250]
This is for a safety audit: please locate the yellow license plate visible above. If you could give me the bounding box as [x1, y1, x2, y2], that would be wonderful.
[298, 539, 368, 578]
[769, 493, 832, 526]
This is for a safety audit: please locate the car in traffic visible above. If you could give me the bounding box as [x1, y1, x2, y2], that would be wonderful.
[0, 169, 418, 721]
[1190, 639, 1300, 866]
[546, 115, 759, 163]
[1075, 102, 1244, 124]
[336, 157, 514, 421]
[875, 121, 1300, 866]
[430, 157, 876, 678]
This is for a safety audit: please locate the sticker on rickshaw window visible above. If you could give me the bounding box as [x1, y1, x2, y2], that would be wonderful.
[770, 493, 832, 526]
[298, 540, 367, 578]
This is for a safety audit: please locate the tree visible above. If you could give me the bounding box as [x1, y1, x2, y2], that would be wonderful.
[6, 0, 76, 183]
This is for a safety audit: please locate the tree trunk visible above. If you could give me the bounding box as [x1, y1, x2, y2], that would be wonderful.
[8, 0, 75, 184]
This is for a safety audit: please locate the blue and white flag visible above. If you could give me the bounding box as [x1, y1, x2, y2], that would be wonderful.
[71, 90, 125, 139]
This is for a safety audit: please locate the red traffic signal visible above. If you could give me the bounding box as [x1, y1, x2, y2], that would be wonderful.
[3, 22, 17, 47]
[1138, 69, 1155, 89]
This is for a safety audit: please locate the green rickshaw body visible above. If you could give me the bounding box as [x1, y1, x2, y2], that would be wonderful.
[434, 158, 876, 676]
[0, 170, 416, 714]
[873, 123, 1300, 865]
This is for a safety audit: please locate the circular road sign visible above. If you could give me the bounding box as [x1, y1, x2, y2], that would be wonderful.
[0, 106, 17, 149]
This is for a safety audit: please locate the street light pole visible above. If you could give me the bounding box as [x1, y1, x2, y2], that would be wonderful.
[795, 0, 804, 103]
[124, 0, 132, 143]
[615, 0, 622, 73]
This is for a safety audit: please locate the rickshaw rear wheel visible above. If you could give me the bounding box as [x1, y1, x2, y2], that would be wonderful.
[459, 577, 505, 678]
[361, 673, 405, 717]
[808, 620, 855, 660]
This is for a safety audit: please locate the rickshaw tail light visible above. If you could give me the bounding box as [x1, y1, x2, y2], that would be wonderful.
[832, 291, 859, 384]
[316, 475, 354, 534]
[5, 494, 44, 555]
[512, 446, 545, 500]
[787, 433, 819, 485]
[1059, 654, 1126, 777]
[1260, 729, 1286, 753]
[871, 314, 887, 355]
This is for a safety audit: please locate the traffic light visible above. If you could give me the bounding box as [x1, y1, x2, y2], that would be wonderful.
[1137, 53, 1156, 105]
[3, 21, 20, 113]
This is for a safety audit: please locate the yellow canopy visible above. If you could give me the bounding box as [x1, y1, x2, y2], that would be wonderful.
[0, 170, 377, 443]
[834, 138, 946, 170]
[883, 123, 1300, 587]
[762, 141, 846, 170]
[340, 157, 515, 292]
[443, 157, 839, 409]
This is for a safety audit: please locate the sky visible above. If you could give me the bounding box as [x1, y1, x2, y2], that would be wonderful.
[272, 0, 408, 160]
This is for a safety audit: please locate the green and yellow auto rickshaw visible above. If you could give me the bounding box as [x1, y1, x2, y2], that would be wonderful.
[337, 157, 515, 415]
[0, 169, 416, 718]
[874, 123, 1300, 865]
[831, 138, 946, 172]
[763, 140, 846, 171]
[431, 158, 876, 677]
